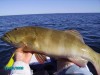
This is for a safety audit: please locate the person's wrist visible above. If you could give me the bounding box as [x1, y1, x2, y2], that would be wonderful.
[15, 52, 32, 64]
[15, 47, 33, 64]
[15, 52, 24, 60]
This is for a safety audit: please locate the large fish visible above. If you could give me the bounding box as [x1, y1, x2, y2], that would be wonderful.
[1, 26, 100, 75]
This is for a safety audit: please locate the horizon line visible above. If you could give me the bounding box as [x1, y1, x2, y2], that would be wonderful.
[0, 12, 100, 17]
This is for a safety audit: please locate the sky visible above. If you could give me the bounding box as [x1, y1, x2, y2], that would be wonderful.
[0, 0, 100, 16]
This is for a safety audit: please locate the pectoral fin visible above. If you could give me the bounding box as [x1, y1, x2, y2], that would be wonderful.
[68, 57, 88, 67]
[34, 54, 47, 64]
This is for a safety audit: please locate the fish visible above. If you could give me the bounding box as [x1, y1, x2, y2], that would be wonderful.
[1, 26, 100, 75]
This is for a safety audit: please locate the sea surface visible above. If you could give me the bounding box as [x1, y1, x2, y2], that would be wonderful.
[0, 13, 100, 75]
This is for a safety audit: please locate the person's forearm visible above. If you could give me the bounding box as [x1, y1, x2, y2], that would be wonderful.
[10, 61, 32, 75]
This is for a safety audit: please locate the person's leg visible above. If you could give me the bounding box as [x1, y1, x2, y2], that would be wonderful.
[56, 59, 93, 75]
[57, 64, 93, 75]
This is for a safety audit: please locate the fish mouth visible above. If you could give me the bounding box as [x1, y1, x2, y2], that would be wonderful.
[1, 35, 17, 47]
[1, 35, 21, 48]
[1, 34, 11, 43]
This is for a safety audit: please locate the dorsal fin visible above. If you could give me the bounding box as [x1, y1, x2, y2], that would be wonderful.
[64, 30, 84, 43]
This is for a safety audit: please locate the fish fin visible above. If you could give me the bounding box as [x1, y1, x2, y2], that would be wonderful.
[68, 57, 88, 67]
[82, 45, 100, 75]
[34, 54, 47, 64]
[64, 30, 84, 43]
[91, 53, 100, 75]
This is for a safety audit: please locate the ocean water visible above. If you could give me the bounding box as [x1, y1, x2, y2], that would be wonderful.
[0, 13, 100, 75]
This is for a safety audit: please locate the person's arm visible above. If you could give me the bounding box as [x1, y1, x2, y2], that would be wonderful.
[10, 47, 33, 75]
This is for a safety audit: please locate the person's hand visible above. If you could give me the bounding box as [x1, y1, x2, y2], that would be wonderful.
[15, 47, 33, 64]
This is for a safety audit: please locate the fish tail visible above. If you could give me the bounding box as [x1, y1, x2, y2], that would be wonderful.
[92, 53, 100, 75]
[85, 46, 100, 75]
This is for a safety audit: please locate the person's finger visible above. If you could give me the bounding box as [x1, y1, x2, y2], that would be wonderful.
[15, 47, 24, 53]
[25, 52, 33, 57]
[24, 52, 33, 64]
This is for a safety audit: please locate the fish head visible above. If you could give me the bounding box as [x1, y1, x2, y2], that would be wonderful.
[1, 26, 36, 47]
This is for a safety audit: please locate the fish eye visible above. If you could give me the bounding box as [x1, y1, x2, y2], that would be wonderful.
[14, 28, 18, 30]
[4, 35, 7, 37]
